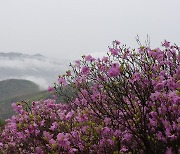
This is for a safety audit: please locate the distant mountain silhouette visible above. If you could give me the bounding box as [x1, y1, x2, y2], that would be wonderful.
[0, 52, 45, 59]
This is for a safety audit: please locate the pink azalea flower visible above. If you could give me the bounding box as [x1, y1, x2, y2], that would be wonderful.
[49, 139, 56, 145]
[109, 48, 119, 56]
[166, 148, 173, 154]
[102, 56, 109, 62]
[162, 40, 170, 48]
[81, 66, 90, 75]
[50, 122, 58, 131]
[43, 131, 53, 140]
[75, 60, 81, 67]
[107, 139, 114, 145]
[85, 55, 95, 61]
[57, 133, 64, 141]
[58, 77, 67, 86]
[48, 86, 54, 93]
[69, 148, 78, 154]
[74, 98, 80, 106]
[35, 147, 44, 154]
[81, 98, 87, 105]
[104, 117, 111, 125]
[120, 146, 128, 152]
[114, 130, 121, 138]
[65, 110, 75, 120]
[108, 63, 120, 77]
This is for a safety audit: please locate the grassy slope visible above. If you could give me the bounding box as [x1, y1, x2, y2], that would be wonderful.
[0, 79, 53, 119]
[0, 79, 40, 101]
[0, 79, 75, 120]
[0, 90, 52, 120]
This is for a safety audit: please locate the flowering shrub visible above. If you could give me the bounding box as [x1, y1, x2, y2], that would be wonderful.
[0, 40, 180, 153]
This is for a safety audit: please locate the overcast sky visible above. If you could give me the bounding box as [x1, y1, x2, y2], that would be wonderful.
[0, 0, 179, 61]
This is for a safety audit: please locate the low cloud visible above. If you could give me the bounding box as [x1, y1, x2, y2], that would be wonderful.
[0, 53, 70, 89]
[21, 76, 49, 90]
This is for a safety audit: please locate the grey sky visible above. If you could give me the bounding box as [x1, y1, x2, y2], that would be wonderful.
[0, 0, 179, 61]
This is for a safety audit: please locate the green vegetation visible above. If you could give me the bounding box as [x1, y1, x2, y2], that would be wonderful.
[0, 118, 5, 127]
[0, 90, 52, 120]
[0, 79, 40, 101]
[0, 79, 52, 119]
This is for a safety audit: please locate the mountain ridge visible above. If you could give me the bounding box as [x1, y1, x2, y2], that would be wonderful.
[0, 79, 40, 101]
[0, 52, 45, 59]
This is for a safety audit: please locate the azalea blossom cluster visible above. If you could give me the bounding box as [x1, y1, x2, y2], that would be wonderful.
[0, 100, 113, 153]
[0, 40, 180, 153]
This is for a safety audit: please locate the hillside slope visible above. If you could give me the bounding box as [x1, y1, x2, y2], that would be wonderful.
[0, 79, 40, 101]
[0, 79, 52, 119]
[0, 90, 52, 119]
